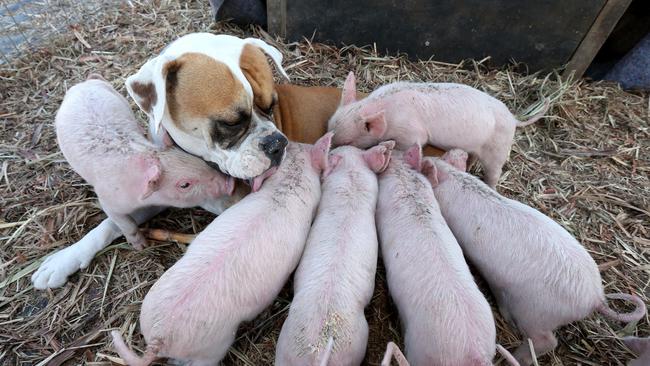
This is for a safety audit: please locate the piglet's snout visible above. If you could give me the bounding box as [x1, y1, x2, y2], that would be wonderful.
[260, 132, 288, 166]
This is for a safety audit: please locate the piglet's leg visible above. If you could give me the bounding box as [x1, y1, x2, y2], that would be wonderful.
[491, 287, 516, 327]
[480, 143, 510, 189]
[513, 331, 558, 366]
[104, 209, 147, 250]
[481, 159, 503, 189]
[31, 206, 164, 289]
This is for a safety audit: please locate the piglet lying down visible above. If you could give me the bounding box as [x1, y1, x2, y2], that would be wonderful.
[32, 75, 235, 290]
[275, 142, 394, 366]
[421, 149, 646, 365]
[53, 74, 234, 250]
[111, 133, 333, 366]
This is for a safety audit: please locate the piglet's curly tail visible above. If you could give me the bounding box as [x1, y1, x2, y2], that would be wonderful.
[111, 330, 159, 366]
[598, 293, 647, 323]
[496, 344, 520, 366]
[317, 336, 335, 366]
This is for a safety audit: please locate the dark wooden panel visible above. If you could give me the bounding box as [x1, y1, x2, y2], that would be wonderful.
[270, 0, 608, 72]
[564, 0, 633, 78]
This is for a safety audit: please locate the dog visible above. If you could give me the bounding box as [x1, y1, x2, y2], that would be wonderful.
[126, 33, 290, 181]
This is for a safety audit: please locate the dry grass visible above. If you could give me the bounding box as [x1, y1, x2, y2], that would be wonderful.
[0, 1, 648, 365]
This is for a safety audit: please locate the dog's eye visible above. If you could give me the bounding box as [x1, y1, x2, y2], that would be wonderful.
[224, 119, 243, 127]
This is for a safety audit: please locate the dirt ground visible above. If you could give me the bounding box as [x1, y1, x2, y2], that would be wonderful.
[0, 1, 648, 365]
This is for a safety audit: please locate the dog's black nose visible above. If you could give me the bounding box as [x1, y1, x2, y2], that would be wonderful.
[260, 132, 288, 166]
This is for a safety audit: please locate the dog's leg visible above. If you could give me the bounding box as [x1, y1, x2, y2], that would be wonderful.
[31, 206, 164, 289]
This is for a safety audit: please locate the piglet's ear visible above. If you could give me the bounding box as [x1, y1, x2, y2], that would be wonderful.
[421, 159, 440, 187]
[157, 127, 175, 149]
[362, 110, 387, 139]
[323, 154, 342, 179]
[140, 156, 162, 200]
[340, 71, 357, 106]
[363, 140, 395, 173]
[404, 144, 422, 171]
[311, 131, 334, 173]
[441, 149, 469, 172]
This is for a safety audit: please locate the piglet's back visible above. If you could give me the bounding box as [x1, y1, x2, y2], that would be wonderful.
[137, 142, 323, 362]
[432, 160, 604, 319]
[376, 155, 496, 364]
[55, 79, 151, 179]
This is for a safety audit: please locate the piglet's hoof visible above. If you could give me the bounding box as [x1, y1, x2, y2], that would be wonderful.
[127, 232, 148, 250]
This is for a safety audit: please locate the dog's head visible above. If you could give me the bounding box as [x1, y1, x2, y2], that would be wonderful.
[126, 33, 289, 180]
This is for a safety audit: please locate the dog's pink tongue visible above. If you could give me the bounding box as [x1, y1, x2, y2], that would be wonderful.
[252, 167, 278, 193]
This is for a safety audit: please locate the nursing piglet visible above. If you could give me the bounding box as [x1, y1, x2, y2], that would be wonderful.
[275, 142, 394, 366]
[623, 336, 650, 366]
[328, 72, 549, 187]
[376, 146, 517, 366]
[421, 149, 647, 365]
[54, 75, 234, 250]
[111, 133, 333, 366]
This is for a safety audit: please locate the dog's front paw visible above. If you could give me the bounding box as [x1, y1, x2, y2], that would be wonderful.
[31, 245, 94, 289]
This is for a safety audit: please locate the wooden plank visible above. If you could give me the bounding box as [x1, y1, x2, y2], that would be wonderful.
[273, 0, 607, 72]
[266, 0, 286, 38]
[563, 0, 632, 78]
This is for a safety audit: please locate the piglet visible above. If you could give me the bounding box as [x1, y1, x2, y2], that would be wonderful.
[623, 336, 650, 366]
[111, 133, 333, 366]
[275, 142, 394, 366]
[328, 72, 549, 187]
[420, 149, 647, 365]
[54, 75, 234, 250]
[376, 146, 517, 366]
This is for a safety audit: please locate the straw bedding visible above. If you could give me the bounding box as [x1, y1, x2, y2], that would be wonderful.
[0, 1, 648, 365]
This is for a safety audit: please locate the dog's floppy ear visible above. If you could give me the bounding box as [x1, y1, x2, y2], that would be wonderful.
[126, 54, 179, 138]
[239, 44, 277, 112]
[243, 38, 289, 80]
[240, 39, 289, 111]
